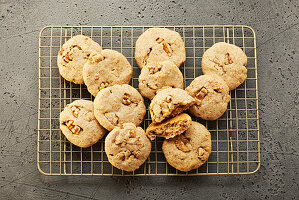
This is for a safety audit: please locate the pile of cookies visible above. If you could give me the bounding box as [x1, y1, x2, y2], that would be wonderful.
[58, 28, 247, 172]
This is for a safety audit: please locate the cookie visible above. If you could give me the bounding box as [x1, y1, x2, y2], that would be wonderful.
[57, 35, 102, 84]
[59, 100, 106, 148]
[94, 84, 146, 131]
[149, 88, 195, 123]
[138, 60, 184, 99]
[201, 42, 247, 90]
[185, 75, 231, 120]
[105, 123, 151, 172]
[162, 121, 211, 172]
[83, 49, 133, 97]
[146, 113, 192, 141]
[135, 28, 186, 69]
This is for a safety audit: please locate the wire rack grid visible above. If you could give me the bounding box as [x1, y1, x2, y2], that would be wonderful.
[38, 25, 260, 176]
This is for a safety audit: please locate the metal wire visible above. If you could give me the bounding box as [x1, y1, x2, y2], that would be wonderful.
[38, 25, 260, 176]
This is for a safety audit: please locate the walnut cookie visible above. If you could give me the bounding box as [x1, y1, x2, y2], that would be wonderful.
[162, 121, 212, 172]
[138, 60, 184, 100]
[146, 113, 192, 141]
[105, 123, 151, 172]
[135, 28, 186, 69]
[83, 49, 133, 97]
[57, 35, 102, 84]
[59, 100, 106, 148]
[149, 88, 195, 123]
[94, 84, 146, 131]
[185, 75, 231, 120]
[201, 42, 247, 90]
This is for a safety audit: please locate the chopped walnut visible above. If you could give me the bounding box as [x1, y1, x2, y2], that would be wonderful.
[112, 115, 119, 125]
[198, 147, 208, 161]
[142, 80, 158, 90]
[195, 87, 208, 105]
[224, 53, 233, 65]
[155, 37, 164, 43]
[214, 85, 221, 93]
[70, 45, 82, 50]
[162, 42, 173, 56]
[137, 143, 143, 148]
[65, 120, 74, 129]
[128, 154, 135, 160]
[175, 136, 191, 152]
[143, 47, 152, 65]
[64, 120, 81, 135]
[122, 150, 132, 159]
[161, 107, 171, 117]
[63, 45, 82, 62]
[161, 100, 175, 117]
[166, 96, 172, 103]
[83, 53, 91, 59]
[105, 113, 119, 125]
[59, 48, 64, 56]
[213, 57, 221, 65]
[72, 126, 81, 135]
[196, 87, 208, 99]
[181, 101, 188, 105]
[111, 68, 119, 77]
[115, 139, 121, 145]
[122, 95, 131, 105]
[195, 98, 202, 106]
[117, 152, 125, 161]
[128, 129, 136, 138]
[148, 65, 162, 74]
[64, 52, 73, 62]
[99, 82, 109, 90]
[89, 54, 104, 64]
[71, 106, 80, 117]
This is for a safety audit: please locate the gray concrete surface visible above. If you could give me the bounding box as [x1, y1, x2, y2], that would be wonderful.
[0, 0, 298, 199]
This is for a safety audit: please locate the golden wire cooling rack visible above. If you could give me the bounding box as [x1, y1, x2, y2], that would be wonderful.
[38, 25, 260, 176]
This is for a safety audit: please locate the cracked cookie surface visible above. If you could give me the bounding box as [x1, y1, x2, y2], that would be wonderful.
[185, 75, 231, 120]
[138, 60, 184, 99]
[201, 42, 247, 90]
[94, 84, 146, 131]
[59, 100, 106, 148]
[105, 123, 151, 172]
[149, 88, 195, 123]
[146, 113, 192, 140]
[162, 121, 211, 172]
[135, 28, 186, 69]
[83, 49, 133, 97]
[57, 35, 102, 84]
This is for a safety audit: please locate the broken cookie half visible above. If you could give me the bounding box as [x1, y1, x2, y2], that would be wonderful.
[149, 87, 195, 123]
[146, 113, 192, 141]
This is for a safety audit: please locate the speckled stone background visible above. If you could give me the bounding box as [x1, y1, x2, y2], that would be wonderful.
[0, 0, 298, 199]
